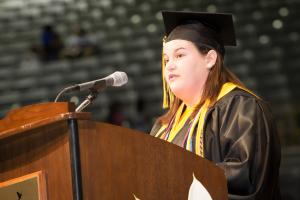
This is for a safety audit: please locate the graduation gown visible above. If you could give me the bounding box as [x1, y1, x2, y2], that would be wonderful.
[150, 89, 281, 200]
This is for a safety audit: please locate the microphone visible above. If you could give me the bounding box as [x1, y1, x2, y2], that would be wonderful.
[66, 71, 128, 93]
[54, 71, 128, 102]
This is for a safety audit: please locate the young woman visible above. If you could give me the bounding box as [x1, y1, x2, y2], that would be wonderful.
[150, 11, 281, 199]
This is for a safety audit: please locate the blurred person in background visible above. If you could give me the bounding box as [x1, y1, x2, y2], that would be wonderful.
[150, 11, 281, 199]
[40, 24, 64, 61]
[63, 25, 98, 59]
[106, 101, 127, 127]
[131, 96, 152, 133]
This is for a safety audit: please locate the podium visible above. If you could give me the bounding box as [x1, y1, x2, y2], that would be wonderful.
[0, 103, 227, 199]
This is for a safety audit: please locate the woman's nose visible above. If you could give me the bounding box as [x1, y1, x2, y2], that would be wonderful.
[165, 59, 175, 71]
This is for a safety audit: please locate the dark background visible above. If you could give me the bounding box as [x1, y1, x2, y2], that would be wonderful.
[0, 0, 299, 199]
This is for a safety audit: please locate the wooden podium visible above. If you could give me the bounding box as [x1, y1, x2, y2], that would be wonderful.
[0, 103, 227, 200]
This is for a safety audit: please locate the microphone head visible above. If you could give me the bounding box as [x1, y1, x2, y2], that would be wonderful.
[108, 71, 128, 87]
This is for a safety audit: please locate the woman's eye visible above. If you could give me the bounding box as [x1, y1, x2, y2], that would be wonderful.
[176, 54, 184, 58]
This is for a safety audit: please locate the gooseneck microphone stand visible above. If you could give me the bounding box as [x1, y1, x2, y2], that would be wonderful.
[75, 89, 99, 112]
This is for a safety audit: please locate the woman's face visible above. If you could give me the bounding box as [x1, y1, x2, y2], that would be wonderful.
[163, 39, 211, 105]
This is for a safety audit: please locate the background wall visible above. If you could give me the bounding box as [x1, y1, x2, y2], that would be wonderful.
[0, 0, 299, 198]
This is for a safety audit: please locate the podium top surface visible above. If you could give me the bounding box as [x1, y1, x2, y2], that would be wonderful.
[0, 102, 91, 140]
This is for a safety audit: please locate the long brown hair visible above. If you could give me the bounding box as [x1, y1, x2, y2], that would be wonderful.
[157, 45, 244, 125]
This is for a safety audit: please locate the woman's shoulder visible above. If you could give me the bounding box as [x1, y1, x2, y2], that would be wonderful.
[222, 87, 258, 99]
[212, 88, 270, 112]
[207, 87, 276, 133]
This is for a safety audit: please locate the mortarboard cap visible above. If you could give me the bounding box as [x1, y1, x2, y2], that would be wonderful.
[162, 10, 236, 46]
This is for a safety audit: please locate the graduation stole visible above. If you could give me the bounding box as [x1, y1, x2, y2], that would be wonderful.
[155, 82, 255, 157]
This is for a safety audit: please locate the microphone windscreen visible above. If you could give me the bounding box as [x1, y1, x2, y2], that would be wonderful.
[110, 71, 128, 86]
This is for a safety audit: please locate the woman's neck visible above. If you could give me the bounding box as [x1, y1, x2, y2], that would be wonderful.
[181, 89, 203, 107]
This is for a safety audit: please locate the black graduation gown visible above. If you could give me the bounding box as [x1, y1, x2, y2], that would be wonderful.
[150, 89, 281, 200]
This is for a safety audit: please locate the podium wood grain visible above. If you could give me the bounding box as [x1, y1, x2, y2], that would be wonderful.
[78, 121, 227, 199]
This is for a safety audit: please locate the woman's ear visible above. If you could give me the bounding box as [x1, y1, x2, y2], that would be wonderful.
[205, 50, 218, 69]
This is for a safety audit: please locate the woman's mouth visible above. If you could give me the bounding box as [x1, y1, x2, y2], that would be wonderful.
[169, 74, 178, 81]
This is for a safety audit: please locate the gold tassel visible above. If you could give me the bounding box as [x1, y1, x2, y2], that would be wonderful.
[162, 36, 171, 108]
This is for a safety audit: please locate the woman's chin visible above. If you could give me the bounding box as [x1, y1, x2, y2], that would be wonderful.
[170, 87, 186, 99]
